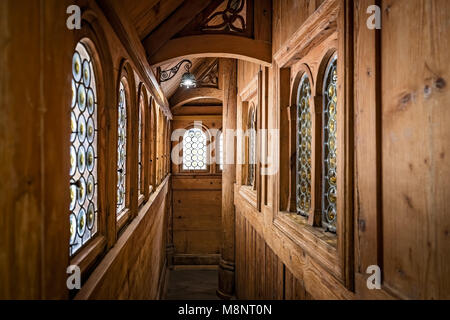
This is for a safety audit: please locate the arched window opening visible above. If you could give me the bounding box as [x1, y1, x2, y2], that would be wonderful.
[248, 105, 257, 188]
[296, 73, 312, 218]
[138, 90, 145, 198]
[70, 41, 98, 256]
[322, 54, 338, 233]
[117, 80, 127, 216]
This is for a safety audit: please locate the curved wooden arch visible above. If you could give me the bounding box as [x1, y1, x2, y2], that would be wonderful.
[148, 35, 272, 67]
[315, 48, 338, 97]
[290, 63, 314, 107]
[170, 87, 223, 110]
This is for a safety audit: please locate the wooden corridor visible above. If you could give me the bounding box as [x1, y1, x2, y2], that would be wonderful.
[1, 0, 450, 301]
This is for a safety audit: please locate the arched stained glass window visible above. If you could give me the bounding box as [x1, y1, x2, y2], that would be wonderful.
[183, 128, 207, 171]
[296, 73, 312, 217]
[117, 80, 127, 215]
[138, 92, 144, 196]
[248, 106, 256, 187]
[70, 41, 98, 256]
[322, 55, 338, 233]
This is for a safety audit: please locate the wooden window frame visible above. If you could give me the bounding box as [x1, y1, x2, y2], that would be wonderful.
[149, 98, 157, 193]
[213, 128, 223, 174]
[137, 83, 150, 207]
[178, 124, 212, 174]
[273, 0, 354, 289]
[69, 19, 116, 281]
[238, 73, 262, 211]
[116, 61, 138, 233]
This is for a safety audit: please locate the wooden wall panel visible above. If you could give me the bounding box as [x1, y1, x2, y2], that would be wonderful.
[235, 208, 311, 300]
[381, 0, 450, 299]
[0, 0, 74, 300]
[76, 179, 170, 299]
[238, 60, 261, 93]
[171, 116, 222, 265]
[272, 0, 325, 54]
[172, 182, 222, 262]
[234, 0, 450, 301]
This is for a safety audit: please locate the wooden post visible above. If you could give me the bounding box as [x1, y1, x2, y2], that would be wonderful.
[217, 58, 237, 299]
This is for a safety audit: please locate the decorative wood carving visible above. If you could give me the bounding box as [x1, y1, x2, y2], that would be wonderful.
[197, 60, 219, 88]
[202, 0, 246, 33]
[175, 0, 254, 38]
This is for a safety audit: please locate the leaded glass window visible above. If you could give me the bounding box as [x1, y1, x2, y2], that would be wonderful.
[296, 74, 312, 217]
[117, 80, 127, 215]
[70, 41, 98, 256]
[248, 107, 256, 187]
[138, 94, 143, 196]
[183, 128, 207, 171]
[322, 55, 337, 233]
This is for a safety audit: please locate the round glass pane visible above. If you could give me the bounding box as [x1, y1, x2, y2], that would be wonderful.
[77, 145, 86, 174]
[77, 177, 86, 206]
[72, 51, 82, 82]
[77, 208, 87, 237]
[77, 84, 86, 111]
[82, 60, 91, 87]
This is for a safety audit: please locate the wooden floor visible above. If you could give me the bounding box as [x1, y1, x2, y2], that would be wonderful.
[165, 268, 220, 300]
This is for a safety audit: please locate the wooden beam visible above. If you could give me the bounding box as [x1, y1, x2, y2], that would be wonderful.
[97, 0, 172, 118]
[170, 87, 223, 110]
[129, 0, 184, 40]
[217, 58, 238, 299]
[149, 35, 272, 67]
[172, 106, 222, 116]
[143, 0, 212, 56]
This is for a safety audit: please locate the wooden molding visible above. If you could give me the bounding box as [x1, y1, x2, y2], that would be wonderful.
[273, 0, 339, 68]
[239, 75, 259, 101]
[173, 254, 221, 265]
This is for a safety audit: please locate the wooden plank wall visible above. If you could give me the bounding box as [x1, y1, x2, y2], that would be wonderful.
[171, 116, 222, 265]
[236, 206, 316, 300]
[380, 0, 450, 299]
[0, 0, 74, 299]
[0, 0, 171, 299]
[76, 179, 170, 299]
[235, 0, 450, 300]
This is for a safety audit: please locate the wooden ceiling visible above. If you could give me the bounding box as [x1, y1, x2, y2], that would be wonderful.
[126, 0, 185, 41]
[126, 0, 225, 101]
[156, 57, 220, 100]
[125, 0, 270, 109]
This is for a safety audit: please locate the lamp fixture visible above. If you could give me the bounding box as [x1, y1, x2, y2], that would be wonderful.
[159, 59, 196, 89]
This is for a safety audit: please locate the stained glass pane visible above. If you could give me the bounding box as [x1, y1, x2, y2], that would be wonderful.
[322, 55, 338, 233]
[117, 81, 127, 215]
[183, 128, 207, 171]
[296, 74, 312, 217]
[70, 42, 98, 256]
[248, 108, 256, 187]
[138, 94, 143, 196]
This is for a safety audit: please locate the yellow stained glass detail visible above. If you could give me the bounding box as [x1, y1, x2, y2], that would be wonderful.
[296, 74, 312, 217]
[323, 55, 338, 233]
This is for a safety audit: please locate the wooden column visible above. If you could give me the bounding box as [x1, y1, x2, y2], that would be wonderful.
[217, 58, 237, 299]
